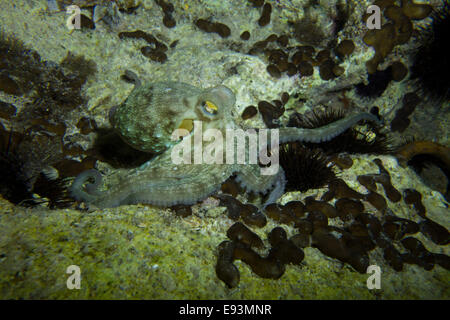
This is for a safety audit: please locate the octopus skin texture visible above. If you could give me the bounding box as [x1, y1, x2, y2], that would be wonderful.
[70, 81, 380, 208]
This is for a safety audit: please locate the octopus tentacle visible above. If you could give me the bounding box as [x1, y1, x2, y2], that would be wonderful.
[70, 161, 236, 208]
[234, 111, 380, 205]
[70, 169, 104, 204]
[236, 165, 286, 207]
[278, 112, 381, 144]
[236, 164, 281, 194]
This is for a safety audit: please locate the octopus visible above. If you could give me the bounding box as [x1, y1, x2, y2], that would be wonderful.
[70, 81, 380, 208]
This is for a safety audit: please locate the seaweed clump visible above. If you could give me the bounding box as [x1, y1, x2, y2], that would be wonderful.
[216, 224, 305, 288]
[362, 0, 432, 74]
[0, 124, 74, 207]
[194, 19, 231, 38]
[155, 0, 176, 28]
[118, 30, 169, 63]
[0, 32, 96, 115]
[390, 92, 421, 132]
[291, 8, 329, 47]
[215, 157, 450, 287]
[258, 3, 272, 27]
[217, 195, 267, 228]
[0, 31, 96, 207]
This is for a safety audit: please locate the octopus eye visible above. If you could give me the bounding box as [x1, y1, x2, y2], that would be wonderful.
[201, 100, 218, 115]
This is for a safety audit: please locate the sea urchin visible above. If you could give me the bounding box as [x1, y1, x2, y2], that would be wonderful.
[411, 0, 450, 102]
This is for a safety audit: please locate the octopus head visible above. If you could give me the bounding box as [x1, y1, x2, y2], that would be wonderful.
[110, 82, 236, 155]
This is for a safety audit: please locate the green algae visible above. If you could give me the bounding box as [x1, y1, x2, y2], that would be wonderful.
[0, 195, 448, 299]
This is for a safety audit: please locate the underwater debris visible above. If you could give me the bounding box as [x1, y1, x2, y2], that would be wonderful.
[312, 226, 370, 274]
[141, 46, 167, 63]
[220, 177, 244, 198]
[217, 225, 306, 287]
[155, 0, 176, 28]
[383, 244, 404, 271]
[118, 30, 167, 51]
[118, 30, 169, 62]
[0, 101, 17, 120]
[323, 178, 364, 200]
[363, 0, 432, 74]
[241, 106, 257, 120]
[297, 61, 314, 77]
[267, 227, 305, 265]
[194, 19, 231, 38]
[291, 7, 330, 47]
[281, 92, 289, 105]
[419, 219, 450, 245]
[330, 153, 353, 170]
[258, 3, 272, 27]
[335, 198, 364, 220]
[306, 197, 339, 219]
[216, 194, 267, 228]
[76, 117, 98, 135]
[227, 222, 264, 249]
[335, 39, 355, 58]
[216, 241, 240, 288]
[171, 204, 193, 218]
[257, 100, 283, 128]
[391, 92, 421, 133]
[403, 188, 426, 218]
[248, 0, 264, 8]
[266, 64, 281, 78]
[240, 31, 250, 40]
[264, 201, 306, 225]
[390, 61, 408, 81]
[355, 67, 393, 98]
